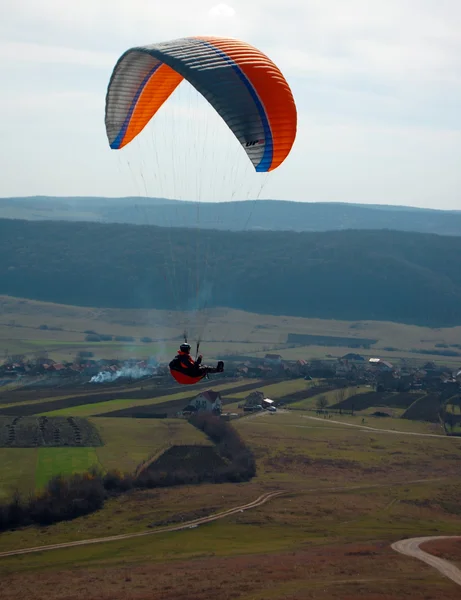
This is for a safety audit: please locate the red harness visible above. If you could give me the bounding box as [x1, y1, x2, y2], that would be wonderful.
[170, 370, 206, 385]
[169, 350, 205, 385]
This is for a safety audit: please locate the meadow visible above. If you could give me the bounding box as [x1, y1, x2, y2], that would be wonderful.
[1, 406, 461, 599]
[2, 294, 461, 597]
[0, 417, 210, 500]
[3, 294, 461, 366]
[0, 374, 269, 499]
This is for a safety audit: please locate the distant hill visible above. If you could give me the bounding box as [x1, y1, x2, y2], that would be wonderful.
[2, 218, 461, 327]
[1, 196, 461, 235]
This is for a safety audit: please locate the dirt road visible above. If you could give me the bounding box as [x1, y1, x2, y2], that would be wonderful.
[0, 490, 286, 559]
[391, 536, 461, 587]
[300, 415, 457, 439]
[0, 477, 449, 560]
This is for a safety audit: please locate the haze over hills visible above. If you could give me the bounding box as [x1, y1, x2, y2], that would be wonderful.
[2, 217, 461, 328]
[1, 196, 461, 235]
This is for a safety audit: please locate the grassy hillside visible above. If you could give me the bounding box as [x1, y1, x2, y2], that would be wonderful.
[3, 295, 461, 365]
[2, 409, 461, 599]
[4, 196, 461, 235]
[2, 219, 461, 327]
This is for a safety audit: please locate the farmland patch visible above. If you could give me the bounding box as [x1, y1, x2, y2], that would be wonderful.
[0, 416, 102, 447]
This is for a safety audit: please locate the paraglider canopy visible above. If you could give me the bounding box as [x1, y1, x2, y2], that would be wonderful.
[104, 35, 297, 383]
[105, 35, 297, 172]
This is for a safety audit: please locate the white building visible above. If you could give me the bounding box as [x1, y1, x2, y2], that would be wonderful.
[368, 358, 393, 371]
[187, 390, 222, 414]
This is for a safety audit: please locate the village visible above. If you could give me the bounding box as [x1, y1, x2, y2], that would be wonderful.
[1, 350, 460, 399]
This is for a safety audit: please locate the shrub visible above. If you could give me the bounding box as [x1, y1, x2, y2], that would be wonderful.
[0, 416, 256, 532]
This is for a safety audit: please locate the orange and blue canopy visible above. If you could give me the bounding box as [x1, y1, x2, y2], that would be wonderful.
[105, 36, 297, 173]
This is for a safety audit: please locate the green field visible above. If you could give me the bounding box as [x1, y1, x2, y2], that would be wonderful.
[289, 385, 371, 410]
[39, 379, 261, 417]
[0, 417, 209, 499]
[0, 448, 38, 500]
[229, 378, 313, 400]
[35, 447, 99, 490]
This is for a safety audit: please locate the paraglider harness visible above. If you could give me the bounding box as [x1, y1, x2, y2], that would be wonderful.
[169, 337, 223, 383]
[170, 341, 208, 378]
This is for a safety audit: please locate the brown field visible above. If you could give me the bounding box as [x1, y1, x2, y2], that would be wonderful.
[2, 294, 461, 366]
[420, 538, 461, 569]
[402, 393, 445, 422]
[329, 391, 424, 412]
[0, 415, 102, 447]
[2, 540, 460, 600]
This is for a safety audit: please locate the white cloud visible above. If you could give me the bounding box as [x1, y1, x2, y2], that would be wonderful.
[0, 90, 101, 114]
[0, 41, 115, 68]
[1, 0, 461, 208]
[208, 3, 236, 18]
[1, 0, 250, 41]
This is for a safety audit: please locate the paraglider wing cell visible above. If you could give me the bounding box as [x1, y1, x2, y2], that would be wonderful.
[105, 36, 297, 172]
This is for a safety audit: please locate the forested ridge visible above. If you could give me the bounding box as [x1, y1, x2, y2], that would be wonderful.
[3, 196, 461, 235]
[1, 217, 461, 326]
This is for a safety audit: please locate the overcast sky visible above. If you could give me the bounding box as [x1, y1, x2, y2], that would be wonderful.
[1, 0, 461, 208]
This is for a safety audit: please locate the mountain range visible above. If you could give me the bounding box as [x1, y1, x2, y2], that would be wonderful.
[0, 196, 459, 235]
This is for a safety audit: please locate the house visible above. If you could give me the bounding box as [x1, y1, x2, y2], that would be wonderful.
[263, 354, 284, 372]
[45, 363, 75, 378]
[242, 391, 275, 411]
[244, 390, 265, 407]
[291, 359, 310, 377]
[376, 370, 400, 391]
[368, 358, 393, 371]
[262, 397, 275, 409]
[342, 353, 365, 362]
[335, 359, 356, 376]
[264, 354, 282, 363]
[184, 390, 222, 414]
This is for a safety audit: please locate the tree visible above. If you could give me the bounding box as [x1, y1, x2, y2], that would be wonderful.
[335, 387, 347, 404]
[11, 354, 25, 364]
[85, 334, 101, 342]
[444, 412, 455, 434]
[316, 395, 328, 410]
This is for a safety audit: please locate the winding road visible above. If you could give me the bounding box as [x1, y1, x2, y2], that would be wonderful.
[1, 481, 461, 593]
[391, 536, 461, 587]
[0, 490, 286, 559]
[1, 408, 460, 585]
[0, 478, 452, 560]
